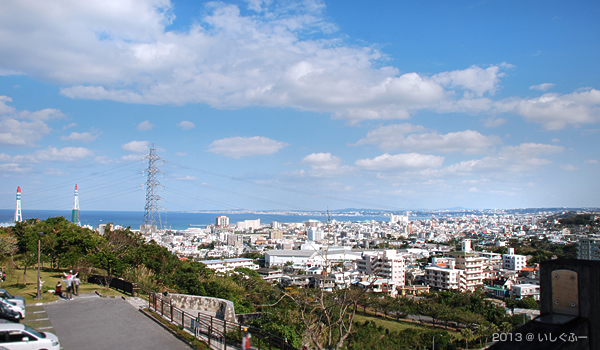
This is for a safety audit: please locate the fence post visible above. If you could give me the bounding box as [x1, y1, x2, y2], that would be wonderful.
[209, 316, 213, 347]
[170, 303, 173, 322]
[161, 298, 164, 316]
[182, 309, 185, 329]
[224, 318, 227, 350]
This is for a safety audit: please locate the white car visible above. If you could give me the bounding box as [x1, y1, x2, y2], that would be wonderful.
[0, 323, 60, 350]
[0, 300, 24, 319]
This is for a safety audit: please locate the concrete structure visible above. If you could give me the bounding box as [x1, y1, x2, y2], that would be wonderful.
[236, 219, 260, 231]
[270, 229, 283, 240]
[167, 293, 236, 322]
[357, 250, 405, 287]
[577, 235, 600, 260]
[307, 227, 323, 241]
[198, 258, 257, 272]
[502, 248, 527, 271]
[216, 215, 229, 227]
[448, 250, 484, 291]
[14, 186, 22, 223]
[226, 233, 243, 249]
[510, 283, 540, 300]
[425, 260, 461, 291]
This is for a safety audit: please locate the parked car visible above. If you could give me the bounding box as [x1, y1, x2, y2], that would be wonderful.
[0, 299, 24, 319]
[0, 290, 25, 309]
[0, 304, 20, 323]
[0, 323, 60, 350]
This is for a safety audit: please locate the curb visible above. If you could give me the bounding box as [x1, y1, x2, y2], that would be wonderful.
[139, 308, 203, 350]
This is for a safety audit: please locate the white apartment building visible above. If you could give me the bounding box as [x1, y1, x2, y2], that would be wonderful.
[236, 219, 260, 231]
[357, 250, 405, 287]
[510, 283, 540, 300]
[307, 227, 323, 241]
[502, 248, 527, 271]
[448, 250, 484, 291]
[198, 258, 258, 272]
[578, 236, 600, 260]
[216, 215, 229, 227]
[425, 259, 461, 291]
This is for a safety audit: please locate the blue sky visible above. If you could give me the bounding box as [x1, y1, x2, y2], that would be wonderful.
[0, 0, 599, 212]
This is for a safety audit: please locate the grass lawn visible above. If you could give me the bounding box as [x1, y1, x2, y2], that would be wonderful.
[353, 312, 462, 339]
[0, 265, 130, 304]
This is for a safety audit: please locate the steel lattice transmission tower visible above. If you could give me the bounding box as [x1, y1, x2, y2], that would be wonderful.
[141, 143, 164, 234]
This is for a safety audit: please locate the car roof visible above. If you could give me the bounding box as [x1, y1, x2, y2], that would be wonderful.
[0, 323, 25, 331]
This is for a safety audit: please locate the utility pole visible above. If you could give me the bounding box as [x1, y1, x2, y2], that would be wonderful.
[141, 143, 164, 234]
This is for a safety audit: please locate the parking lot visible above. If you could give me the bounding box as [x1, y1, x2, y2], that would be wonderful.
[23, 293, 192, 350]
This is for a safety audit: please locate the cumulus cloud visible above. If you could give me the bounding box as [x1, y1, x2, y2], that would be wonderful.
[432, 65, 505, 97]
[301, 152, 352, 177]
[355, 124, 500, 154]
[122, 140, 149, 153]
[529, 83, 555, 91]
[177, 121, 195, 130]
[496, 89, 600, 130]
[136, 120, 154, 131]
[356, 153, 444, 171]
[437, 142, 564, 175]
[585, 159, 598, 164]
[0, 1, 514, 123]
[208, 136, 287, 158]
[0, 163, 32, 172]
[0, 95, 57, 147]
[61, 131, 98, 142]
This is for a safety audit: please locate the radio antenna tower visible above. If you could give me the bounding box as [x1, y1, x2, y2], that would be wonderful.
[71, 184, 81, 226]
[141, 143, 164, 234]
[14, 186, 22, 223]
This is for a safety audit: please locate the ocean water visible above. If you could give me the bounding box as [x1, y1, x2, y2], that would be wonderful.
[0, 209, 414, 231]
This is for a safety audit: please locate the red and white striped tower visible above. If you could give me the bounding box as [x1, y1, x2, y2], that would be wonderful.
[14, 186, 22, 222]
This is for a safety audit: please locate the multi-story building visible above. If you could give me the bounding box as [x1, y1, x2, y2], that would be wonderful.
[510, 283, 540, 300]
[198, 258, 258, 272]
[270, 229, 283, 240]
[578, 236, 600, 260]
[447, 250, 484, 291]
[424, 259, 461, 291]
[227, 233, 243, 248]
[216, 215, 229, 227]
[236, 219, 260, 231]
[502, 248, 527, 271]
[357, 250, 405, 287]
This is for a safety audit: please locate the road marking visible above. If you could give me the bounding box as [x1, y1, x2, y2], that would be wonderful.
[33, 311, 46, 314]
[36, 318, 50, 321]
[38, 326, 53, 330]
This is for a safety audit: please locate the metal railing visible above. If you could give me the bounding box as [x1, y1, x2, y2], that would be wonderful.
[148, 292, 298, 350]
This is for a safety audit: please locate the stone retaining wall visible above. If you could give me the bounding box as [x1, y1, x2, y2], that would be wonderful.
[167, 293, 236, 323]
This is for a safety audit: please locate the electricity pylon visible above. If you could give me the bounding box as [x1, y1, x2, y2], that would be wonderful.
[141, 143, 164, 234]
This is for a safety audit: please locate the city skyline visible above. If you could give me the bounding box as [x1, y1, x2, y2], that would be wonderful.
[0, 0, 599, 212]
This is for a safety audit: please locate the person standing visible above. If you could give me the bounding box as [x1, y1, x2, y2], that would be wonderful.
[242, 327, 252, 350]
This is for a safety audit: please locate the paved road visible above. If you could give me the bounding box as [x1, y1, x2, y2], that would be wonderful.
[39, 294, 192, 350]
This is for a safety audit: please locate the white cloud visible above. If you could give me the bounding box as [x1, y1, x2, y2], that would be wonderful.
[552, 138, 560, 143]
[483, 117, 506, 127]
[0, 153, 10, 161]
[301, 152, 351, 177]
[136, 120, 154, 131]
[122, 140, 149, 153]
[497, 89, 600, 130]
[0, 163, 32, 172]
[63, 123, 77, 130]
[0, 118, 51, 147]
[176, 152, 187, 156]
[208, 136, 288, 158]
[433, 65, 505, 97]
[585, 159, 598, 164]
[560, 164, 578, 171]
[94, 156, 112, 164]
[0, 1, 517, 123]
[529, 83, 555, 91]
[356, 153, 444, 171]
[121, 154, 143, 161]
[355, 124, 500, 154]
[177, 121, 195, 130]
[11, 146, 95, 163]
[61, 131, 98, 142]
